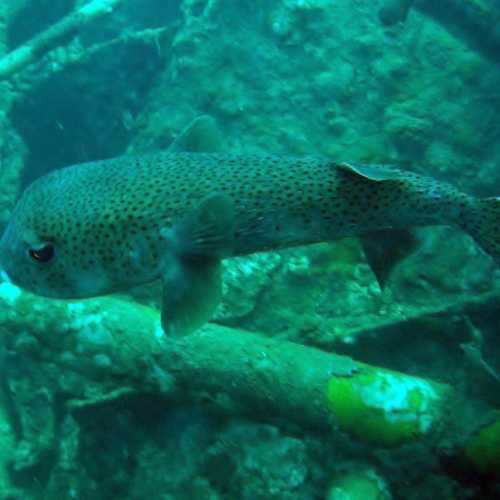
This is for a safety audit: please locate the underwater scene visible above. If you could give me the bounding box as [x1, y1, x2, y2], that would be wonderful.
[0, 0, 499, 498]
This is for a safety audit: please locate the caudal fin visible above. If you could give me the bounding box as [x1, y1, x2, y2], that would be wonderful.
[465, 197, 500, 265]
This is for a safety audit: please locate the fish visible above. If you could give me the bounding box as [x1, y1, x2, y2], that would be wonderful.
[0, 151, 499, 336]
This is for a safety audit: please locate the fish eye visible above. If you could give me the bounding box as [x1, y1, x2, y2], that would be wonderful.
[28, 244, 55, 264]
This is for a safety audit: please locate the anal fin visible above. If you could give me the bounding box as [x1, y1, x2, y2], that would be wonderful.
[360, 229, 418, 289]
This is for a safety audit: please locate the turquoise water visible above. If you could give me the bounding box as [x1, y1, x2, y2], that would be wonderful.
[0, 1, 499, 498]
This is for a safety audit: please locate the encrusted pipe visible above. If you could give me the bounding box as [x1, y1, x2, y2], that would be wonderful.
[416, 0, 500, 63]
[0, 0, 124, 80]
[0, 282, 498, 473]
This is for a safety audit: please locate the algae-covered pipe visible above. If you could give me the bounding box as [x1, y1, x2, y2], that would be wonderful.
[378, 0, 500, 63]
[161, 327, 452, 447]
[416, 0, 500, 63]
[464, 415, 500, 475]
[0, 0, 125, 80]
[0, 282, 498, 473]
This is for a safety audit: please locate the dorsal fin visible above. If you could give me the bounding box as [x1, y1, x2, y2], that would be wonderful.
[337, 162, 405, 182]
[168, 115, 222, 153]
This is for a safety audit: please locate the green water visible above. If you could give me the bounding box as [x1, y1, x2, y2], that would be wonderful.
[0, 1, 499, 498]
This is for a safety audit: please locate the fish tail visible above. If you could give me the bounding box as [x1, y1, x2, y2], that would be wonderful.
[462, 196, 500, 265]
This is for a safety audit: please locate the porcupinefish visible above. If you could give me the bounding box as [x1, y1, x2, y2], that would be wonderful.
[0, 151, 499, 335]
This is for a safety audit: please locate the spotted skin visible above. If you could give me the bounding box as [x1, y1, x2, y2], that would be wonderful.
[0, 152, 498, 301]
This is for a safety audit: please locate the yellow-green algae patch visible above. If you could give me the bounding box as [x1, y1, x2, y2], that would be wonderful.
[465, 413, 500, 474]
[327, 468, 390, 500]
[326, 367, 442, 446]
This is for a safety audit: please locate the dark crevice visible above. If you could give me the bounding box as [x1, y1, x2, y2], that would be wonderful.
[10, 41, 167, 189]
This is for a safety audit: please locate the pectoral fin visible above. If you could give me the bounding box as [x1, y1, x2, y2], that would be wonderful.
[170, 193, 235, 258]
[360, 229, 418, 289]
[160, 193, 235, 336]
[161, 258, 222, 336]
